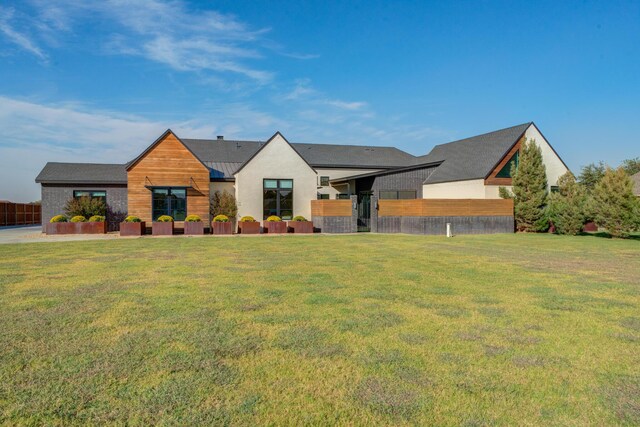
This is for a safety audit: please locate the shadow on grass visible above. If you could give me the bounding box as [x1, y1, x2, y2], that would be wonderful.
[579, 231, 640, 240]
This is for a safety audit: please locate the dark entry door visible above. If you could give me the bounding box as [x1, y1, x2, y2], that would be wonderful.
[357, 191, 372, 232]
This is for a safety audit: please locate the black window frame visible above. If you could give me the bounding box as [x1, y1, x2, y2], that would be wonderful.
[263, 179, 294, 220]
[319, 176, 330, 186]
[317, 193, 330, 200]
[151, 187, 188, 221]
[379, 190, 417, 200]
[73, 190, 107, 201]
[336, 194, 351, 200]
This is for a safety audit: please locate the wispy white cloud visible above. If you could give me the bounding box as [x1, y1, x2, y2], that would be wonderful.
[325, 100, 368, 110]
[0, 6, 48, 61]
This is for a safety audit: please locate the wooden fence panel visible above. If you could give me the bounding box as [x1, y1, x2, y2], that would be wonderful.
[311, 200, 352, 217]
[379, 199, 513, 217]
[0, 202, 41, 226]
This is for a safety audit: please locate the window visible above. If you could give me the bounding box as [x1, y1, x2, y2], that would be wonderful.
[263, 179, 293, 220]
[379, 190, 417, 200]
[336, 194, 351, 200]
[496, 151, 519, 178]
[320, 176, 330, 186]
[550, 186, 559, 193]
[318, 194, 330, 200]
[152, 188, 187, 221]
[73, 190, 106, 203]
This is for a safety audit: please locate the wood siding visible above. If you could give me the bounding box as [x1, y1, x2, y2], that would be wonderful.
[311, 200, 352, 217]
[127, 133, 210, 224]
[378, 199, 514, 217]
[0, 202, 41, 226]
[484, 137, 523, 186]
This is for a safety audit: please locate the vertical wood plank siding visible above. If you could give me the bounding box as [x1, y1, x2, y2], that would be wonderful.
[127, 134, 210, 224]
[378, 199, 514, 217]
[0, 202, 41, 226]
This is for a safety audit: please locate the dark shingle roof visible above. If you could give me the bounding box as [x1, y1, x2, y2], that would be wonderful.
[181, 138, 415, 169]
[203, 162, 243, 180]
[421, 123, 531, 184]
[35, 162, 127, 184]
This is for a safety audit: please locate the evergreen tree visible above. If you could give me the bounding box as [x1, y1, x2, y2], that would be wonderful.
[511, 139, 548, 232]
[620, 157, 640, 176]
[590, 167, 640, 238]
[547, 172, 587, 235]
[578, 161, 606, 191]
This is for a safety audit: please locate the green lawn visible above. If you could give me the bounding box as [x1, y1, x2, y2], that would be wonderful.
[0, 234, 638, 425]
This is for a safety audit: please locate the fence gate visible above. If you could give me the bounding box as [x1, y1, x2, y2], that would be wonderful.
[357, 191, 372, 232]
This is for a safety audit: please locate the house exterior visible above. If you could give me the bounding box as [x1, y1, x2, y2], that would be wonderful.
[35, 122, 569, 233]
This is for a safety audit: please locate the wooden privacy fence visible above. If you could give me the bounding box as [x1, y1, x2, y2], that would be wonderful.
[378, 199, 513, 217]
[311, 199, 352, 217]
[0, 202, 42, 226]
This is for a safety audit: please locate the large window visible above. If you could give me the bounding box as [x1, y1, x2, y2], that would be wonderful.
[496, 151, 519, 178]
[379, 190, 417, 200]
[73, 190, 106, 203]
[264, 179, 293, 220]
[319, 176, 330, 186]
[152, 188, 187, 221]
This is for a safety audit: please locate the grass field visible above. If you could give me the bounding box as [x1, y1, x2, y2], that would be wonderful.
[0, 233, 638, 425]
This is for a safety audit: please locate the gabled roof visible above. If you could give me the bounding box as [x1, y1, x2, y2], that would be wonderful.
[330, 160, 442, 183]
[204, 162, 243, 180]
[35, 162, 127, 184]
[233, 131, 317, 175]
[180, 137, 415, 169]
[421, 122, 532, 185]
[126, 129, 209, 171]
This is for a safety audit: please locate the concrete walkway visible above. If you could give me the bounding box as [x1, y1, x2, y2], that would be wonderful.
[0, 225, 120, 244]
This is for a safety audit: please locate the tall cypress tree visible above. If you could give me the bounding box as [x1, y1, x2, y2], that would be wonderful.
[547, 172, 587, 235]
[590, 167, 640, 238]
[511, 139, 548, 232]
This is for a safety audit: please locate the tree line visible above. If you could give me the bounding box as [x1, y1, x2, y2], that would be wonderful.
[500, 141, 639, 238]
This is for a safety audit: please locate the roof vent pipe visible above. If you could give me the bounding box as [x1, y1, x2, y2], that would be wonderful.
[217, 135, 224, 140]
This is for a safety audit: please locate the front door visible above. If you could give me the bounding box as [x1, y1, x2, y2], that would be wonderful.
[357, 191, 372, 232]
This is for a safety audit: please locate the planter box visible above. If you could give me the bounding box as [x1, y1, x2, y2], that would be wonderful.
[288, 221, 313, 233]
[238, 221, 260, 234]
[184, 221, 204, 235]
[77, 221, 107, 234]
[120, 221, 146, 236]
[264, 221, 287, 234]
[212, 221, 233, 235]
[152, 221, 174, 236]
[46, 222, 76, 235]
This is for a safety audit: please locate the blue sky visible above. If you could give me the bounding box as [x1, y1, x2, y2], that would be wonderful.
[0, 0, 638, 202]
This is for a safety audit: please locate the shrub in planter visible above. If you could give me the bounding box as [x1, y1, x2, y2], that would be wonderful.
[288, 215, 313, 233]
[153, 215, 174, 236]
[184, 214, 204, 235]
[264, 215, 286, 233]
[70, 215, 87, 222]
[120, 215, 145, 236]
[238, 215, 260, 234]
[88, 215, 105, 222]
[50, 215, 67, 223]
[212, 214, 232, 235]
[47, 214, 75, 234]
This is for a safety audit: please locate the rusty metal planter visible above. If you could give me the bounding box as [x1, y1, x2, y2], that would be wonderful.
[238, 221, 260, 234]
[264, 221, 287, 234]
[152, 221, 174, 236]
[184, 221, 204, 235]
[212, 222, 233, 235]
[120, 222, 146, 236]
[287, 221, 313, 233]
[77, 221, 107, 234]
[46, 222, 76, 235]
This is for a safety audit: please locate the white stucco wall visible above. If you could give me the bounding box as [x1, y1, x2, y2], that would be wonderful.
[315, 167, 382, 198]
[422, 179, 487, 199]
[234, 134, 317, 221]
[210, 181, 235, 196]
[525, 125, 569, 187]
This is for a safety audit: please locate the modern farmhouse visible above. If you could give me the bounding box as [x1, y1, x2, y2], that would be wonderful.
[36, 122, 569, 234]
